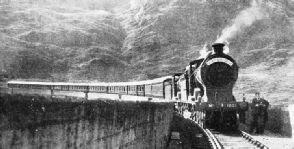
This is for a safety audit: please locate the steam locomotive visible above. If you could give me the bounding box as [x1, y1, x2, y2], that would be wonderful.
[7, 43, 247, 129]
[175, 43, 246, 130]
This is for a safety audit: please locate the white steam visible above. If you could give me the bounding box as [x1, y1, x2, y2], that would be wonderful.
[198, 42, 212, 59]
[223, 40, 230, 54]
[130, 0, 139, 9]
[129, 0, 148, 9]
[215, 0, 266, 43]
[198, 40, 229, 58]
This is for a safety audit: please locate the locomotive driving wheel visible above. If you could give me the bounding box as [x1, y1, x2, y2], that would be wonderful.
[198, 111, 206, 128]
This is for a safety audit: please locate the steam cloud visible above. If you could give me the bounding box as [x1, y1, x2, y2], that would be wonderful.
[198, 41, 229, 58]
[215, 0, 266, 43]
[130, 0, 148, 9]
[199, 0, 265, 58]
[198, 42, 212, 59]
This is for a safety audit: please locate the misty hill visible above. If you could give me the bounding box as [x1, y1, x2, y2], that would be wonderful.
[0, 0, 294, 104]
[118, 0, 294, 104]
[0, 0, 129, 82]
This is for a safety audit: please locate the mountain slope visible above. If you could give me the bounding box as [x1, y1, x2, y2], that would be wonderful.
[117, 0, 294, 103]
[0, 0, 294, 103]
[0, 1, 129, 82]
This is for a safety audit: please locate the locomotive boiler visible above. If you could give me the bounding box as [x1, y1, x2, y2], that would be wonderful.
[174, 43, 247, 130]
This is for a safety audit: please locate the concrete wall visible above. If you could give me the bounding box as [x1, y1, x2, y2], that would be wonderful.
[246, 104, 294, 137]
[0, 94, 174, 149]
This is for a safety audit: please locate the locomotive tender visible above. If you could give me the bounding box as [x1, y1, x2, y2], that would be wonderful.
[7, 43, 247, 129]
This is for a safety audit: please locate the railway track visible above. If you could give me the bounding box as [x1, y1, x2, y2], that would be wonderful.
[182, 111, 269, 148]
[203, 128, 269, 149]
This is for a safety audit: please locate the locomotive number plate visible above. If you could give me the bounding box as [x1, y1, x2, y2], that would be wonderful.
[226, 103, 237, 108]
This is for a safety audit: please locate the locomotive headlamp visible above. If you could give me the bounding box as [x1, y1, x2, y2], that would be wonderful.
[212, 43, 225, 54]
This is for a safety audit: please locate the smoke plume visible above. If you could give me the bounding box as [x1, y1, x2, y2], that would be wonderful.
[223, 40, 230, 54]
[198, 42, 212, 59]
[215, 0, 266, 43]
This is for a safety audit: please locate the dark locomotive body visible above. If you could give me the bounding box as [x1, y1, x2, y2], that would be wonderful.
[174, 43, 245, 130]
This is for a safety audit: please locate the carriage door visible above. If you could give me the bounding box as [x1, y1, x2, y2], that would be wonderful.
[179, 75, 188, 101]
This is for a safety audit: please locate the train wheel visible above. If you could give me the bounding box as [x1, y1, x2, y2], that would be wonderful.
[199, 111, 205, 128]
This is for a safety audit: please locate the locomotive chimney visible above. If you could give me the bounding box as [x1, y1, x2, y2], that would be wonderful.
[212, 43, 225, 54]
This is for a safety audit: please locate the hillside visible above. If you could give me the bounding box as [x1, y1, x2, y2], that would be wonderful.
[0, 0, 294, 104]
[0, 0, 129, 82]
[117, 0, 294, 104]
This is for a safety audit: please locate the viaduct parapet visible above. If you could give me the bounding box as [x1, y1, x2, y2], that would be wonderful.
[0, 94, 174, 149]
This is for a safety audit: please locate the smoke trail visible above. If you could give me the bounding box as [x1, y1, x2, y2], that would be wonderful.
[215, 0, 266, 43]
[223, 40, 230, 54]
[198, 42, 212, 59]
[129, 0, 148, 9]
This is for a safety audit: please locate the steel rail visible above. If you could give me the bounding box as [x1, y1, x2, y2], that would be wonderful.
[203, 129, 222, 149]
[206, 129, 269, 149]
[241, 130, 269, 149]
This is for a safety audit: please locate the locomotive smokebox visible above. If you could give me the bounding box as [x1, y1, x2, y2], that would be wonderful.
[212, 43, 225, 54]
